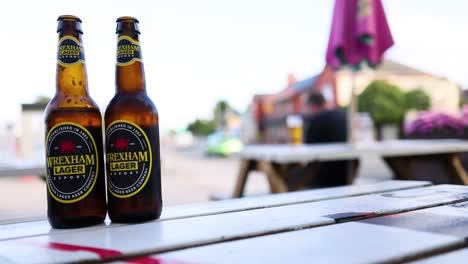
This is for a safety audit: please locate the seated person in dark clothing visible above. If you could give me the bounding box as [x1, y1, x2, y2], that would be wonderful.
[287, 92, 352, 189]
[304, 92, 347, 144]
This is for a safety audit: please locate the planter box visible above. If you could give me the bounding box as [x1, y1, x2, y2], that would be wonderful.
[404, 128, 468, 184]
[404, 128, 467, 140]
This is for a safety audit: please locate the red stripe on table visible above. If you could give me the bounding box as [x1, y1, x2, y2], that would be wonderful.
[127, 256, 190, 264]
[46, 242, 121, 258]
[26, 241, 190, 264]
[127, 256, 163, 264]
[383, 213, 403, 218]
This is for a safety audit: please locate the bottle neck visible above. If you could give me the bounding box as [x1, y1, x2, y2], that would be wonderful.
[56, 22, 89, 97]
[115, 30, 146, 94]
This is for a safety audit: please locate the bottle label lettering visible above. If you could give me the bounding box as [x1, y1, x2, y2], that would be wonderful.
[116, 36, 142, 66]
[46, 123, 99, 203]
[57, 36, 85, 66]
[106, 121, 152, 198]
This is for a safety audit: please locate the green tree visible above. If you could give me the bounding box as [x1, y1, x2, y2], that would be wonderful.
[358, 80, 405, 126]
[213, 100, 238, 130]
[187, 100, 238, 136]
[187, 119, 215, 136]
[213, 100, 228, 129]
[35, 95, 51, 104]
[404, 89, 431, 111]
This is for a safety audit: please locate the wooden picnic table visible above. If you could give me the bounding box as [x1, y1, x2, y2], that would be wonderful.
[3, 180, 468, 263]
[232, 139, 468, 198]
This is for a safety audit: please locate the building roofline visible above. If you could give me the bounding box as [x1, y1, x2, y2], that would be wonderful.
[21, 103, 48, 111]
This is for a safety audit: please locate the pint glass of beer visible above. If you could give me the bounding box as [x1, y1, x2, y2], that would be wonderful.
[286, 115, 303, 145]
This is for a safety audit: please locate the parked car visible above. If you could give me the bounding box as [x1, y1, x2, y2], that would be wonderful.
[205, 132, 243, 156]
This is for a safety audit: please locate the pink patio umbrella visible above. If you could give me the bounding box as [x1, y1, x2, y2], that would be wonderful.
[326, 0, 394, 142]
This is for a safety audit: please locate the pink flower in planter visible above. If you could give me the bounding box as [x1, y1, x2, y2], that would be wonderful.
[460, 105, 468, 126]
[405, 111, 465, 137]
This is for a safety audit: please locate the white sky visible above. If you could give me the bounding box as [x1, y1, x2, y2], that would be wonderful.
[1, 0, 467, 131]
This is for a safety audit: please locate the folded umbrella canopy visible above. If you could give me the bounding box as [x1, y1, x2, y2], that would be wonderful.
[326, 0, 394, 142]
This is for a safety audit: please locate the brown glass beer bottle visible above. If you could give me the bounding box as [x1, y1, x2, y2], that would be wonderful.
[44, 15, 106, 228]
[105, 17, 162, 223]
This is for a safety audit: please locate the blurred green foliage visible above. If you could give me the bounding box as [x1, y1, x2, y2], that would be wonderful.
[188, 100, 239, 136]
[35, 95, 51, 104]
[358, 80, 406, 125]
[213, 100, 239, 129]
[404, 88, 431, 111]
[358, 80, 431, 126]
[187, 119, 215, 136]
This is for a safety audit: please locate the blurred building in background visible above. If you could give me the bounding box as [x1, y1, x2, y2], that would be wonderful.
[20, 103, 47, 161]
[336, 60, 460, 113]
[0, 123, 17, 162]
[244, 59, 460, 144]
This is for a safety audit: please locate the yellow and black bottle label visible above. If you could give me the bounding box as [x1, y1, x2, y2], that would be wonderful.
[57, 36, 85, 66]
[46, 122, 99, 203]
[116, 36, 142, 66]
[106, 121, 153, 198]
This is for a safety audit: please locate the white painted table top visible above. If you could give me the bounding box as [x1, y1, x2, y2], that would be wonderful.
[411, 247, 468, 264]
[363, 200, 468, 264]
[0, 180, 429, 241]
[158, 195, 468, 264]
[238, 139, 468, 163]
[157, 222, 462, 264]
[1, 183, 468, 263]
[360, 199, 468, 238]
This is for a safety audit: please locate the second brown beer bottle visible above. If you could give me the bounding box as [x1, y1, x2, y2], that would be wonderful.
[105, 16, 162, 223]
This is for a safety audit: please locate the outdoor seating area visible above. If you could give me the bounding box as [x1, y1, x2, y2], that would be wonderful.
[233, 139, 468, 197]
